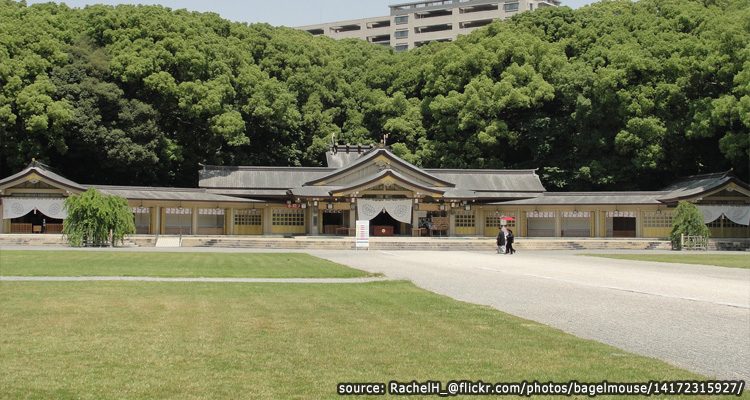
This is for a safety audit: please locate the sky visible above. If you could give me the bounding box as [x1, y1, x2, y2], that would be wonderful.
[25, 0, 598, 27]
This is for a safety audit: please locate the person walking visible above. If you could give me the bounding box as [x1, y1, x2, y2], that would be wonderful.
[496, 227, 506, 254]
[506, 229, 515, 254]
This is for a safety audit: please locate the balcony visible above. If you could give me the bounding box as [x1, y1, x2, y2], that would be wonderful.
[414, 23, 452, 34]
[459, 3, 499, 13]
[414, 8, 453, 19]
[459, 18, 494, 30]
[329, 24, 365, 39]
[367, 20, 391, 29]
[330, 24, 362, 33]
[368, 34, 391, 45]
[456, 8, 502, 21]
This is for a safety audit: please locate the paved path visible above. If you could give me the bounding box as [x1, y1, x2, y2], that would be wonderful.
[310, 250, 750, 381]
[0, 276, 391, 283]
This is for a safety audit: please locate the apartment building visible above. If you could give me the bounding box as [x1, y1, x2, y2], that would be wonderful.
[297, 0, 561, 50]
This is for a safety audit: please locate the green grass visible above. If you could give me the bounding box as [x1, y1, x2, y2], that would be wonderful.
[0, 281, 723, 400]
[583, 254, 750, 269]
[0, 251, 369, 278]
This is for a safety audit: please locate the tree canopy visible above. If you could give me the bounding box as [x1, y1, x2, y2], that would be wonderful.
[1, 0, 748, 190]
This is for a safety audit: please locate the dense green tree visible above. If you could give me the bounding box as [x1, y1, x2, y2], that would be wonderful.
[0, 0, 748, 189]
[670, 201, 711, 249]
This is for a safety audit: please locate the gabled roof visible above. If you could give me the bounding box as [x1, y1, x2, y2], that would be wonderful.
[426, 169, 545, 193]
[304, 147, 455, 187]
[0, 160, 86, 192]
[89, 185, 260, 203]
[199, 166, 333, 191]
[495, 191, 667, 205]
[330, 169, 447, 195]
[658, 171, 749, 202]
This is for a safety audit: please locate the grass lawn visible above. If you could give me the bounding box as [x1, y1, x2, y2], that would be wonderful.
[0, 251, 368, 278]
[583, 254, 750, 269]
[0, 281, 716, 400]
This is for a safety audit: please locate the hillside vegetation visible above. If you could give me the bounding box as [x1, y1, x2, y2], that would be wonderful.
[0, 0, 748, 189]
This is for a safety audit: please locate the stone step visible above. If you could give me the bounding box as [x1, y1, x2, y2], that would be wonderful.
[154, 236, 181, 248]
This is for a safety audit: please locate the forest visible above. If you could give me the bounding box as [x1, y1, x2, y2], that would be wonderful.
[0, 0, 748, 190]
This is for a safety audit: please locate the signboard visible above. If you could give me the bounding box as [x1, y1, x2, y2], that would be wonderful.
[355, 220, 370, 249]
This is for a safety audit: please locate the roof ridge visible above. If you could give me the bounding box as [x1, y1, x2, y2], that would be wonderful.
[425, 168, 538, 174]
[202, 165, 334, 171]
[88, 184, 206, 192]
[542, 191, 669, 196]
[672, 170, 732, 181]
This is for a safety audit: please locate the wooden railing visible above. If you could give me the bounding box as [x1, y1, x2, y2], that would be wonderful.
[681, 234, 708, 251]
[46, 224, 63, 234]
[10, 223, 32, 233]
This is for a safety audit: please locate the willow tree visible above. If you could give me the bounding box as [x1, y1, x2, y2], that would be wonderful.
[62, 188, 135, 247]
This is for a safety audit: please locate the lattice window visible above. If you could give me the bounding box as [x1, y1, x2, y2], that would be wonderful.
[607, 211, 636, 218]
[454, 211, 475, 228]
[643, 211, 673, 228]
[527, 211, 555, 218]
[165, 207, 191, 215]
[198, 208, 225, 215]
[486, 212, 516, 228]
[721, 216, 747, 228]
[562, 211, 591, 218]
[234, 213, 261, 226]
[272, 209, 305, 226]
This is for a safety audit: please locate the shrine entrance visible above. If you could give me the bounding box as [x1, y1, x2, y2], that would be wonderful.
[370, 210, 402, 236]
[3, 197, 67, 234]
[356, 198, 413, 237]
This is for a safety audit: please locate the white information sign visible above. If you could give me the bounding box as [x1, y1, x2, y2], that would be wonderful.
[355, 220, 370, 249]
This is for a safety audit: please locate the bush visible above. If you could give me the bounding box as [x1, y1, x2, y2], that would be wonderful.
[670, 201, 710, 250]
[62, 189, 135, 247]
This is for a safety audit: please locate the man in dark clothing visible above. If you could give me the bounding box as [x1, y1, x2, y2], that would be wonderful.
[506, 229, 515, 254]
[496, 227, 506, 254]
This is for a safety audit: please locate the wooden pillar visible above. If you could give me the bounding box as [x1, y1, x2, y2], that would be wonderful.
[636, 210, 643, 238]
[191, 207, 198, 235]
[227, 208, 234, 235]
[554, 211, 562, 237]
[476, 208, 484, 236]
[263, 207, 272, 235]
[311, 206, 319, 235]
[155, 206, 162, 235]
[448, 211, 455, 236]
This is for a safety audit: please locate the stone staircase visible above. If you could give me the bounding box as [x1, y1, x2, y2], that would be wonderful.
[0, 234, 67, 246]
[0, 234, 703, 251]
[154, 236, 181, 248]
[0, 234, 156, 248]
[179, 236, 673, 251]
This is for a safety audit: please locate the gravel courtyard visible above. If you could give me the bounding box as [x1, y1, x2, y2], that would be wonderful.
[313, 250, 750, 381]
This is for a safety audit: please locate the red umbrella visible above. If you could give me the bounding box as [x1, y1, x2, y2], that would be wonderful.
[500, 216, 515, 221]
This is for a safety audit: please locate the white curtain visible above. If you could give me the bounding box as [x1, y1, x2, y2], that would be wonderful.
[698, 205, 750, 225]
[357, 199, 413, 224]
[2, 198, 67, 219]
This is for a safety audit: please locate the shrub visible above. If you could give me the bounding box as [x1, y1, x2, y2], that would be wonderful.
[62, 189, 135, 247]
[670, 201, 710, 250]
